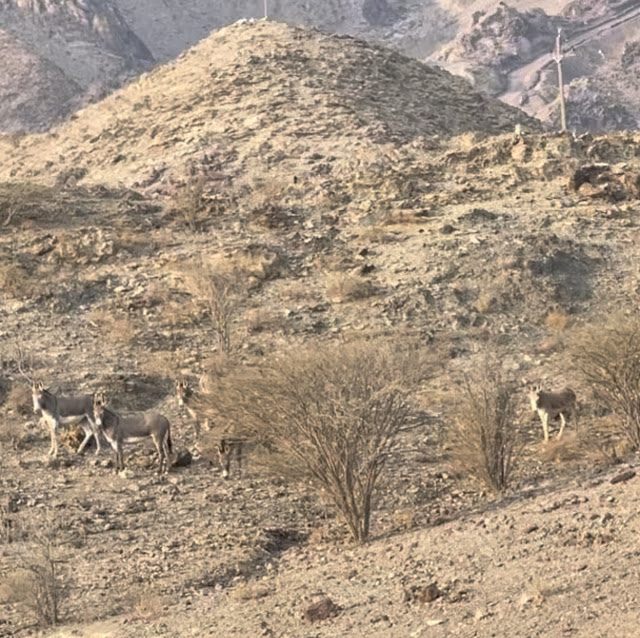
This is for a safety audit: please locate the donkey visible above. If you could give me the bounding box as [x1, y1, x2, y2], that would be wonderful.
[176, 378, 243, 478]
[31, 381, 101, 458]
[528, 385, 577, 441]
[175, 378, 210, 441]
[93, 394, 173, 474]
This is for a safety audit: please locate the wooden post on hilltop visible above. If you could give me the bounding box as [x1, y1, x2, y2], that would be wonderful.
[553, 27, 567, 133]
[264, 0, 268, 19]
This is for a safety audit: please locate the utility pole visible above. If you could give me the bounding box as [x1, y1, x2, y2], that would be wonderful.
[553, 27, 567, 133]
[264, 0, 268, 19]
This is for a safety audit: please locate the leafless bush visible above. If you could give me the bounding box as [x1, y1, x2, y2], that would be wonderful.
[184, 260, 244, 353]
[200, 340, 429, 542]
[171, 177, 207, 231]
[449, 367, 521, 492]
[0, 258, 33, 299]
[571, 316, 640, 448]
[0, 511, 70, 627]
[5, 383, 32, 416]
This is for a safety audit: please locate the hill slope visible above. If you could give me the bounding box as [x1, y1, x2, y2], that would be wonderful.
[0, 20, 541, 189]
[0, 29, 82, 132]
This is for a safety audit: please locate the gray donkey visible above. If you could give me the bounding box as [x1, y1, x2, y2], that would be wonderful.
[93, 394, 173, 474]
[32, 381, 100, 458]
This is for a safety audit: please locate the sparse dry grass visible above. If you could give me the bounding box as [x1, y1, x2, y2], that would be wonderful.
[326, 273, 373, 303]
[245, 307, 283, 334]
[0, 181, 60, 227]
[87, 310, 138, 345]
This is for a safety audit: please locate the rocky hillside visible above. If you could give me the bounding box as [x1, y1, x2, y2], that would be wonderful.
[0, 20, 541, 190]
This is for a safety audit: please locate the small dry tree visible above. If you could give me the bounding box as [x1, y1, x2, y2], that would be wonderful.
[571, 315, 640, 448]
[184, 259, 242, 354]
[201, 340, 428, 543]
[171, 177, 207, 232]
[449, 366, 521, 493]
[0, 510, 70, 628]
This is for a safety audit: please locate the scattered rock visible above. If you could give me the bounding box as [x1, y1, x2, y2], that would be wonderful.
[303, 597, 341, 623]
[173, 450, 193, 468]
[610, 469, 636, 484]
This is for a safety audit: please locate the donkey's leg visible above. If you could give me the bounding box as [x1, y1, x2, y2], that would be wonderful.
[557, 413, 567, 440]
[77, 421, 95, 455]
[541, 412, 550, 442]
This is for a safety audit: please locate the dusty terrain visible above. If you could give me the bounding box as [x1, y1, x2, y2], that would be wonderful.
[2, 18, 640, 638]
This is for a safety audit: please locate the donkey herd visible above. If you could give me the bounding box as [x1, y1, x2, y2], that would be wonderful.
[17, 372, 577, 477]
[26, 377, 242, 477]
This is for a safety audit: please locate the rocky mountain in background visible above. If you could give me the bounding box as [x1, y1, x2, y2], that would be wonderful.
[0, 0, 153, 131]
[2, 0, 640, 133]
[0, 20, 541, 189]
[432, 0, 640, 131]
[0, 29, 81, 132]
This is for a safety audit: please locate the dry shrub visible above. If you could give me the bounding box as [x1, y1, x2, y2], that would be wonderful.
[545, 309, 571, 335]
[0, 182, 59, 227]
[571, 316, 640, 448]
[0, 259, 33, 299]
[449, 367, 521, 492]
[0, 511, 70, 627]
[326, 273, 373, 303]
[87, 310, 137, 345]
[122, 585, 167, 621]
[245, 307, 283, 334]
[200, 340, 429, 542]
[5, 383, 32, 416]
[183, 260, 243, 353]
[358, 225, 391, 243]
[170, 177, 208, 231]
